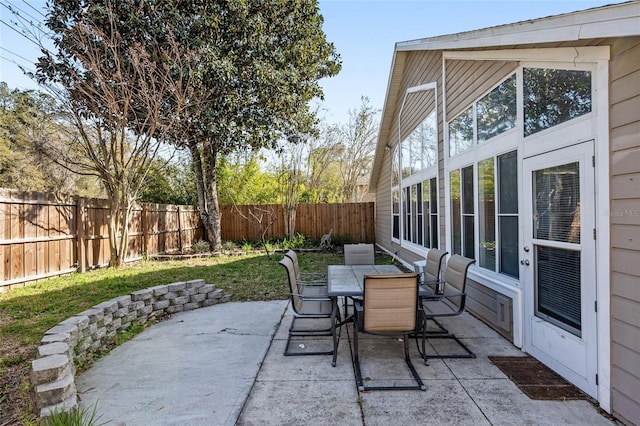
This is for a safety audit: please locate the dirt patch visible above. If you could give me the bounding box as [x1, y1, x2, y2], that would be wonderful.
[0, 333, 38, 425]
[489, 356, 588, 400]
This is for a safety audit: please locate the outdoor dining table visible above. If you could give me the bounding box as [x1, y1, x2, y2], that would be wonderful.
[327, 264, 402, 366]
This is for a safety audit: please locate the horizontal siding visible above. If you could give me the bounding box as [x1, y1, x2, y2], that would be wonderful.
[375, 50, 443, 253]
[466, 279, 513, 340]
[609, 35, 640, 426]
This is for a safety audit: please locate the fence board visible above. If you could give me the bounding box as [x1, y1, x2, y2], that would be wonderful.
[1, 189, 373, 290]
[219, 202, 374, 243]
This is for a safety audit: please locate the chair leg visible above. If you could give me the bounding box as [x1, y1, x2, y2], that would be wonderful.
[284, 315, 335, 357]
[403, 334, 427, 391]
[352, 315, 365, 391]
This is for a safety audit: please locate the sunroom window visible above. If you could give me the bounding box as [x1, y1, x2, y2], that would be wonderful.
[523, 68, 592, 137]
[393, 110, 438, 249]
[478, 151, 519, 278]
[448, 107, 473, 156]
[477, 75, 517, 142]
[450, 166, 474, 258]
[449, 73, 517, 157]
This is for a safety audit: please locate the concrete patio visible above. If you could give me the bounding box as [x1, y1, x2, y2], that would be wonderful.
[77, 300, 615, 425]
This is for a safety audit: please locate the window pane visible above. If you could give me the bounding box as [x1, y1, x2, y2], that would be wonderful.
[462, 166, 474, 215]
[536, 246, 581, 335]
[422, 180, 430, 248]
[449, 107, 473, 156]
[402, 143, 411, 179]
[430, 177, 438, 214]
[479, 158, 496, 270]
[412, 184, 418, 244]
[533, 162, 580, 243]
[421, 110, 438, 168]
[410, 131, 422, 174]
[392, 147, 400, 186]
[524, 68, 592, 137]
[430, 177, 438, 248]
[404, 187, 411, 240]
[499, 151, 518, 214]
[499, 216, 519, 278]
[463, 216, 475, 259]
[477, 75, 516, 142]
[450, 170, 461, 255]
[392, 190, 400, 240]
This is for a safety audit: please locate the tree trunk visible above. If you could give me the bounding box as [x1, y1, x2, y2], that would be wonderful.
[188, 140, 209, 242]
[203, 146, 222, 251]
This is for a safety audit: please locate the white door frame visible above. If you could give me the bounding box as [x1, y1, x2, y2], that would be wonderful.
[522, 141, 598, 398]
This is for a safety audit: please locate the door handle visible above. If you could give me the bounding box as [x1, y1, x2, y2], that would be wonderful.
[520, 259, 530, 266]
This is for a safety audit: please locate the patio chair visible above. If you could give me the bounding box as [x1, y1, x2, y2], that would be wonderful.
[284, 250, 327, 287]
[353, 273, 426, 391]
[279, 256, 336, 357]
[419, 254, 476, 363]
[420, 249, 448, 296]
[344, 243, 375, 265]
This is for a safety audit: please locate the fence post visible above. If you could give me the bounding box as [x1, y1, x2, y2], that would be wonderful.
[141, 204, 148, 257]
[76, 197, 86, 273]
[177, 206, 183, 252]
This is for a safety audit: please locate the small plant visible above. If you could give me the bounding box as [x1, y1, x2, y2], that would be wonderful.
[191, 240, 210, 254]
[44, 401, 109, 426]
[241, 242, 253, 252]
[221, 240, 238, 251]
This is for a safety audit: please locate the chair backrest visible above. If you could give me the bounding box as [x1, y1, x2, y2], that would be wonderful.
[442, 255, 475, 309]
[362, 273, 419, 333]
[278, 256, 303, 312]
[424, 249, 448, 283]
[344, 243, 375, 265]
[284, 250, 301, 279]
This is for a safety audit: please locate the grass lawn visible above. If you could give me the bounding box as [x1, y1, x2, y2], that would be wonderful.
[0, 250, 399, 424]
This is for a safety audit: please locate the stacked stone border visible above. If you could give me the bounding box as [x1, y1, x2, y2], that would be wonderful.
[30, 279, 232, 418]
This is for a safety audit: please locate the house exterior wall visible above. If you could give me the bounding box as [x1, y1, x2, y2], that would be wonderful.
[374, 50, 442, 264]
[373, 32, 640, 423]
[609, 35, 640, 426]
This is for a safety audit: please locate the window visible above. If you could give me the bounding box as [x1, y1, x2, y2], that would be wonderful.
[523, 68, 592, 137]
[450, 166, 474, 258]
[448, 107, 473, 156]
[392, 189, 400, 240]
[449, 74, 517, 157]
[393, 110, 438, 250]
[477, 75, 517, 142]
[478, 151, 519, 278]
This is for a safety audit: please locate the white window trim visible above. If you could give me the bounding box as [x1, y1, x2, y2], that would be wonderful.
[441, 46, 611, 410]
[392, 82, 440, 256]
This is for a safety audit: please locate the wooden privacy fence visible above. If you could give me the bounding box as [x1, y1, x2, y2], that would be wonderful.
[1, 188, 375, 291]
[220, 202, 375, 243]
[0, 189, 201, 291]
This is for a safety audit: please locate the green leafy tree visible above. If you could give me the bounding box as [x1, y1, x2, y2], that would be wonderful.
[217, 153, 279, 205]
[138, 158, 197, 205]
[160, 1, 341, 250]
[0, 83, 100, 195]
[37, 2, 183, 266]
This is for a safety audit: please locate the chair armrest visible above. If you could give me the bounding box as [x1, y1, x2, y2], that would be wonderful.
[354, 299, 364, 332]
[300, 271, 327, 279]
[291, 292, 332, 302]
[297, 278, 328, 286]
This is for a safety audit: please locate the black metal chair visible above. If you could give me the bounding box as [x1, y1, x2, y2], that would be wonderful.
[279, 256, 336, 357]
[353, 273, 426, 391]
[419, 254, 476, 363]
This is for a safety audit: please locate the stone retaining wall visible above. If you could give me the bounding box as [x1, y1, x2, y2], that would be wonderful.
[30, 279, 232, 418]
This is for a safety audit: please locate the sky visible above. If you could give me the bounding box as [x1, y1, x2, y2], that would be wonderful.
[0, 0, 628, 125]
